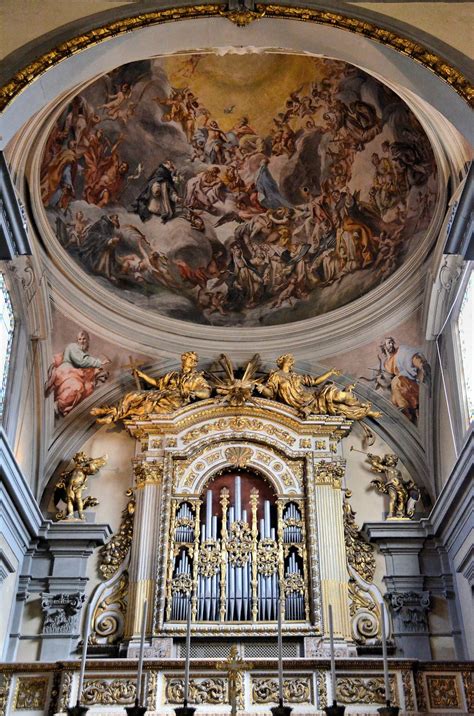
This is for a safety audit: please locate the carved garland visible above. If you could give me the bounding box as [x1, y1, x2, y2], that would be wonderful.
[99, 490, 135, 581]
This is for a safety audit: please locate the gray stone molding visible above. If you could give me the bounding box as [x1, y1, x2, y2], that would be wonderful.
[385, 590, 431, 634]
[41, 592, 85, 635]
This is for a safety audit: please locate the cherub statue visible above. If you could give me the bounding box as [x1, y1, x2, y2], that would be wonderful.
[256, 353, 381, 420]
[54, 452, 107, 520]
[366, 452, 420, 518]
[92, 351, 211, 424]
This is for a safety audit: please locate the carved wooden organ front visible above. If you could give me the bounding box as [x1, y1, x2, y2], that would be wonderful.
[166, 472, 309, 625]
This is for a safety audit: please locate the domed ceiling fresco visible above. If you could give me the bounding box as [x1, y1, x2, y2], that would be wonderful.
[40, 51, 439, 327]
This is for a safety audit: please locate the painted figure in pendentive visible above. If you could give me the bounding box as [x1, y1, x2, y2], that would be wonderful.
[378, 336, 430, 423]
[92, 351, 212, 424]
[44, 330, 110, 417]
[366, 452, 420, 518]
[54, 452, 107, 520]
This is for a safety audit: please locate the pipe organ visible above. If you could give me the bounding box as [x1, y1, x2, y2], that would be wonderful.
[166, 474, 309, 624]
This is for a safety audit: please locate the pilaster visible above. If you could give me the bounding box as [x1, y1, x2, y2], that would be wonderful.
[313, 460, 352, 643]
[124, 460, 163, 645]
[39, 522, 112, 660]
[364, 521, 432, 659]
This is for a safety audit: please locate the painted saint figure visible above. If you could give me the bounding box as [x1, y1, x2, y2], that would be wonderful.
[133, 160, 178, 223]
[44, 330, 110, 417]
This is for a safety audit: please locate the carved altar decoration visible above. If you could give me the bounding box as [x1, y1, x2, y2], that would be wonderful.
[343, 491, 384, 645]
[366, 452, 420, 518]
[53, 452, 107, 520]
[88, 351, 384, 657]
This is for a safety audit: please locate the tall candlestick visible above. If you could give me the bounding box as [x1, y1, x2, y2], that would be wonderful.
[278, 597, 284, 704]
[381, 604, 390, 704]
[328, 604, 337, 704]
[136, 599, 148, 705]
[184, 594, 192, 704]
[77, 604, 91, 705]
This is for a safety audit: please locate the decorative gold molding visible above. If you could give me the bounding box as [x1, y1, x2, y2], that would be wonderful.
[134, 461, 164, 488]
[426, 675, 461, 709]
[462, 670, 474, 712]
[99, 490, 135, 580]
[82, 678, 136, 706]
[0, 3, 472, 118]
[343, 491, 376, 583]
[313, 460, 344, 488]
[336, 675, 398, 705]
[182, 415, 297, 446]
[14, 677, 48, 711]
[166, 677, 228, 704]
[0, 674, 11, 716]
[251, 676, 311, 704]
[401, 670, 415, 711]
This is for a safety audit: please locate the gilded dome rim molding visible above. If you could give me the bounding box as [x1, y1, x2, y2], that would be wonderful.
[0, 2, 473, 119]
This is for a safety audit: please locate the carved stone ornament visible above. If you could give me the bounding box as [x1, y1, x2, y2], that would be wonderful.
[90, 572, 128, 646]
[336, 676, 397, 705]
[165, 678, 227, 704]
[348, 578, 380, 643]
[13, 677, 48, 710]
[41, 592, 85, 634]
[99, 490, 135, 580]
[82, 679, 136, 705]
[401, 670, 415, 711]
[386, 591, 430, 633]
[251, 677, 311, 704]
[426, 675, 461, 709]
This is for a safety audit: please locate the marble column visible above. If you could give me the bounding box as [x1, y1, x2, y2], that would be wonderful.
[124, 460, 163, 648]
[312, 460, 352, 643]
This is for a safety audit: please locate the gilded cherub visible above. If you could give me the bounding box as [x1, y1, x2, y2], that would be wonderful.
[92, 351, 211, 424]
[366, 452, 420, 518]
[54, 452, 107, 520]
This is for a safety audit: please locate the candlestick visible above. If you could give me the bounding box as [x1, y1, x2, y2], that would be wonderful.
[136, 599, 148, 705]
[77, 604, 91, 704]
[67, 605, 91, 715]
[328, 605, 337, 703]
[376, 605, 400, 716]
[381, 604, 390, 703]
[271, 596, 292, 716]
[278, 596, 284, 704]
[184, 594, 192, 705]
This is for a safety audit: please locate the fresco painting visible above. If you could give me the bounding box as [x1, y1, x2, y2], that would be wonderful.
[324, 313, 430, 424]
[40, 52, 439, 327]
[45, 309, 151, 419]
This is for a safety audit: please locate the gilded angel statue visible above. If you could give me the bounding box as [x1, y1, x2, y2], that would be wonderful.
[92, 351, 211, 424]
[366, 452, 420, 518]
[256, 353, 381, 420]
[54, 452, 107, 520]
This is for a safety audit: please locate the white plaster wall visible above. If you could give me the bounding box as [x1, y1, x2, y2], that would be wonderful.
[0, 540, 19, 660]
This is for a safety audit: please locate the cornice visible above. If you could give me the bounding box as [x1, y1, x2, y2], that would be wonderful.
[0, 3, 472, 116]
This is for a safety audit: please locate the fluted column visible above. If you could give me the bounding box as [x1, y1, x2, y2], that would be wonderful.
[313, 460, 352, 640]
[124, 460, 163, 641]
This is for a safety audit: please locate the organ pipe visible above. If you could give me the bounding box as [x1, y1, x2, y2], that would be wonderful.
[167, 479, 308, 623]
